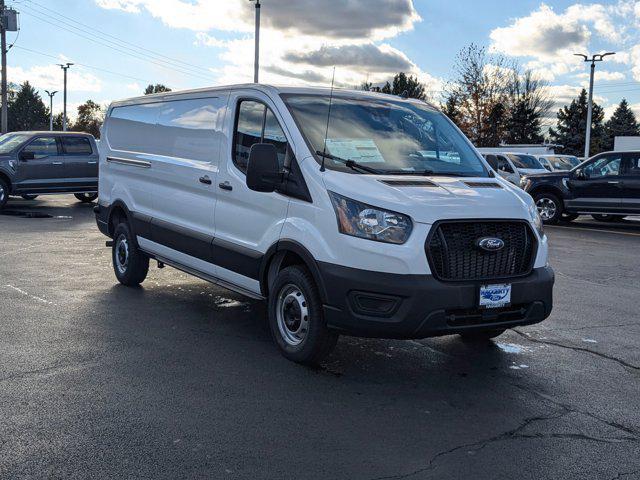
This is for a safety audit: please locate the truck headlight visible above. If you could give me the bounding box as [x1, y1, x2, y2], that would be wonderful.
[328, 192, 413, 244]
[529, 204, 544, 238]
[520, 176, 530, 190]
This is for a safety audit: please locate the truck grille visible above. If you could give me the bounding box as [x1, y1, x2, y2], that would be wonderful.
[426, 221, 536, 282]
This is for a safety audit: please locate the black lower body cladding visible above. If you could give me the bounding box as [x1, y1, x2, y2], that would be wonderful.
[319, 262, 554, 339]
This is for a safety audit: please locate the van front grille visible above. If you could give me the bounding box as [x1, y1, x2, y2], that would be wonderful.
[426, 221, 535, 281]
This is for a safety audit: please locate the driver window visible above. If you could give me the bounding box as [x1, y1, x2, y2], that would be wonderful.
[583, 155, 622, 178]
[233, 100, 288, 174]
[23, 137, 59, 158]
[497, 155, 514, 173]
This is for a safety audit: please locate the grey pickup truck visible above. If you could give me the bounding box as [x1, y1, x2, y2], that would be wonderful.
[0, 131, 99, 209]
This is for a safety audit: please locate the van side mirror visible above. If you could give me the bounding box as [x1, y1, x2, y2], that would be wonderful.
[19, 151, 35, 161]
[246, 143, 282, 193]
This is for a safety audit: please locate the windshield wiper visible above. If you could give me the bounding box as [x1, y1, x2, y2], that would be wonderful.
[315, 151, 383, 174]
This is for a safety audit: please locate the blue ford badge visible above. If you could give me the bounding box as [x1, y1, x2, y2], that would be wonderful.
[477, 237, 505, 252]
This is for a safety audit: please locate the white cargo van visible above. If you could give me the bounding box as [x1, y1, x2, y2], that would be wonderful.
[481, 152, 548, 185]
[95, 85, 553, 364]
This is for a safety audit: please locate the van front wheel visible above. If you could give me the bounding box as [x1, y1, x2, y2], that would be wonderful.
[268, 265, 338, 365]
[112, 223, 149, 286]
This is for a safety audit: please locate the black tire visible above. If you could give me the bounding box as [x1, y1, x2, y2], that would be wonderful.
[561, 213, 579, 222]
[21, 194, 38, 200]
[459, 329, 506, 342]
[112, 222, 149, 286]
[533, 192, 563, 224]
[0, 177, 8, 210]
[591, 214, 626, 222]
[75, 192, 98, 203]
[268, 265, 338, 365]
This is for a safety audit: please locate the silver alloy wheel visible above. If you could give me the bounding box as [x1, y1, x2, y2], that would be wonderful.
[536, 197, 557, 221]
[276, 284, 309, 346]
[115, 234, 130, 275]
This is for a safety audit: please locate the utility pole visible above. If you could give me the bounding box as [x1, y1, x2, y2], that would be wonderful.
[574, 52, 615, 158]
[45, 90, 57, 131]
[58, 63, 73, 131]
[1, 0, 7, 134]
[250, 0, 261, 83]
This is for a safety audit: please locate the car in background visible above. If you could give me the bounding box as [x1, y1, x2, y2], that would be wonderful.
[482, 152, 549, 185]
[537, 154, 581, 172]
[0, 131, 99, 209]
[522, 151, 640, 224]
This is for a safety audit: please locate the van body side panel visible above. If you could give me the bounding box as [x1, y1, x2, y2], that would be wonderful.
[102, 102, 163, 220]
[150, 94, 228, 259]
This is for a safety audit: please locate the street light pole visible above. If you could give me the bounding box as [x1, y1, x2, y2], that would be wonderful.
[58, 63, 73, 131]
[574, 52, 615, 158]
[251, 0, 261, 83]
[44, 90, 57, 131]
[1, 0, 8, 134]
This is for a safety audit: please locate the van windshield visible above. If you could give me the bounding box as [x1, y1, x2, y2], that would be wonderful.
[282, 94, 488, 177]
[505, 154, 544, 170]
[0, 133, 31, 154]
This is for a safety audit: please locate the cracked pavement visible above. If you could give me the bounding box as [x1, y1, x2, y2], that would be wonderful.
[1, 196, 639, 479]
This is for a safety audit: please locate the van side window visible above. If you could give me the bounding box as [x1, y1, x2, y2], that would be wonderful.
[23, 137, 59, 158]
[62, 136, 93, 155]
[496, 155, 513, 173]
[234, 100, 288, 173]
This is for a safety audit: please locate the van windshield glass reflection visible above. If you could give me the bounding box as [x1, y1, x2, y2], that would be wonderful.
[282, 94, 488, 177]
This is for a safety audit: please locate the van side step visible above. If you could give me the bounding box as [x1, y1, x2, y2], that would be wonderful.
[149, 253, 265, 300]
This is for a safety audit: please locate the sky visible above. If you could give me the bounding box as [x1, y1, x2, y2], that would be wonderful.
[6, 0, 640, 126]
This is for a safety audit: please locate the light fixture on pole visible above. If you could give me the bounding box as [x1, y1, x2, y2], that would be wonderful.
[58, 63, 73, 131]
[44, 90, 57, 131]
[574, 52, 615, 158]
[250, 0, 261, 83]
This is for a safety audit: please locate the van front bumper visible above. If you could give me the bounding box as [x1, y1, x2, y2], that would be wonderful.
[318, 263, 554, 339]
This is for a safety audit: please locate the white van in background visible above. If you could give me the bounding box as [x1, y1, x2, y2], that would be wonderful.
[95, 84, 553, 364]
[481, 152, 549, 185]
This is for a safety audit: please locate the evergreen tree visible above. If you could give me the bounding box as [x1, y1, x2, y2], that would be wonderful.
[549, 89, 605, 156]
[7, 82, 49, 132]
[604, 99, 639, 150]
[441, 93, 462, 126]
[376, 72, 426, 100]
[504, 71, 552, 144]
[144, 84, 172, 95]
[52, 113, 65, 131]
[73, 100, 104, 138]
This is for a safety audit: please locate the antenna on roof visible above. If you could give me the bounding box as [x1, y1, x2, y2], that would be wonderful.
[320, 67, 336, 172]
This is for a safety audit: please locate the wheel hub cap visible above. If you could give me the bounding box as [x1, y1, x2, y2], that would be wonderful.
[536, 198, 556, 221]
[276, 284, 309, 346]
[115, 235, 129, 274]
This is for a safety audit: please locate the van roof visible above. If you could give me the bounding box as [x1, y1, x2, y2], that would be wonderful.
[109, 83, 438, 109]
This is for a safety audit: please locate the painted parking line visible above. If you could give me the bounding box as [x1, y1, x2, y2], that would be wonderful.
[546, 225, 640, 237]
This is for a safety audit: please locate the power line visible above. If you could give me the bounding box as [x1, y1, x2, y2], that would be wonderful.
[18, 7, 215, 82]
[13, 45, 157, 85]
[22, 0, 214, 78]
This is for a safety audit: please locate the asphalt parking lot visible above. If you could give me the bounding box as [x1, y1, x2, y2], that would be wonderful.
[1, 195, 639, 480]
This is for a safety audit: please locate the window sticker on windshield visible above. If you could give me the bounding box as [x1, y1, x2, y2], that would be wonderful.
[325, 139, 384, 164]
[417, 151, 461, 163]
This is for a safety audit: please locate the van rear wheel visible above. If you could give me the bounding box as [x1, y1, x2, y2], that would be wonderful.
[268, 265, 338, 365]
[112, 222, 149, 286]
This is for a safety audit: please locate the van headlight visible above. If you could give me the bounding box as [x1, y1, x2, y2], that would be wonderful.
[328, 192, 412, 244]
[529, 204, 544, 238]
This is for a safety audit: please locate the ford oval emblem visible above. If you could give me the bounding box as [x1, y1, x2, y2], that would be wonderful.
[477, 237, 505, 252]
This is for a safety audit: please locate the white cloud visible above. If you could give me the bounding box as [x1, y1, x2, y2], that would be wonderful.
[126, 82, 141, 91]
[574, 70, 626, 81]
[9, 64, 102, 93]
[631, 44, 640, 81]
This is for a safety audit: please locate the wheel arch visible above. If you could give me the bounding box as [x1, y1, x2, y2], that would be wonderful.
[260, 240, 327, 303]
[0, 170, 12, 192]
[106, 200, 133, 236]
[529, 185, 564, 200]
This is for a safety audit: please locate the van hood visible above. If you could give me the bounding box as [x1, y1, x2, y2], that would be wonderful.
[323, 173, 533, 225]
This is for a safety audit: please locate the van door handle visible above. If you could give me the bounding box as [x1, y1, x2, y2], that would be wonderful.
[87, 161, 97, 165]
[219, 181, 233, 191]
[199, 175, 212, 185]
[52, 161, 63, 165]
[607, 181, 620, 184]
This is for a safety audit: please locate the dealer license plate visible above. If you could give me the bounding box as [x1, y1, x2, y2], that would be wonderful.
[479, 284, 511, 309]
